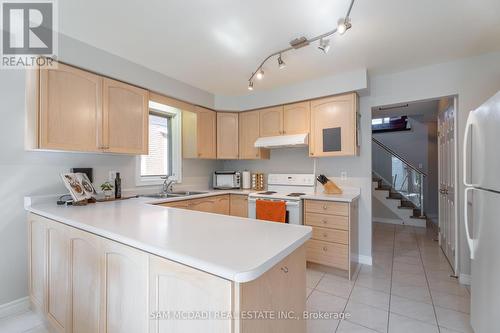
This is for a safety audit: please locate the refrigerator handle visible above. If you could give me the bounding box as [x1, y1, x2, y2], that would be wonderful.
[463, 115, 474, 187]
[464, 187, 475, 260]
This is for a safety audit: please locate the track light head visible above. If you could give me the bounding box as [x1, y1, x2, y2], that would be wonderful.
[248, 81, 254, 90]
[337, 18, 352, 35]
[256, 68, 264, 80]
[278, 55, 286, 69]
[318, 38, 331, 54]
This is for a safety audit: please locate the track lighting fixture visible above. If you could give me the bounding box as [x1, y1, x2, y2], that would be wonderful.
[318, 38, 331, 54]
[337, 18, 351, 35]
[278, 54, 286, 69]
[256, 68, 264, 80]
[247, 0, 355, 90]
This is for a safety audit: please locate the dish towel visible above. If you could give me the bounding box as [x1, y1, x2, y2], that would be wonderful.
[256, 200, 286, 223]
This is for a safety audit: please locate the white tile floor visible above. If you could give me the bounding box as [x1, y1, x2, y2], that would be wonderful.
[0, 222, 472, 333]
[306, 222, 473, 333]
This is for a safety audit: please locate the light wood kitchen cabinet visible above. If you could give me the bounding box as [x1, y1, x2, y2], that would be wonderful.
[27, 61, 149, 154]
[213, 195, 230, 215]
[230, 194, 248, 217]
[46, 220, 70, 332]
[101, 238, 149, 333]
[37, 62, 102, 152]
[102, 78, 149, 154]
[186, 195, 229, 214]
[304, 198, 359, 279]
[183, 106, 217, 159]
[217, 112, 239, 159]
[149, 255, 232, 333]
[239, 111, 270, 160]
[28, 215, 46, 312]
[309, 93, 359, 157]
[68, 227, 102, 333]
[28, 213, 306, 333]
[283, 101, 310, 135]
[259, 106, 284, 137]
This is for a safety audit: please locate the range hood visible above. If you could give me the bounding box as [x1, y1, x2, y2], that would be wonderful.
[254, 133, 309, 148]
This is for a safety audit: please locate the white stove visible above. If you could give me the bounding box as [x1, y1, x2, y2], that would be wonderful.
[248, 174, 315, 224]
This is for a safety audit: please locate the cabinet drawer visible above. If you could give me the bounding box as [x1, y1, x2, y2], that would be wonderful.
[157, 200, 190, 209]
[304, 200, 349, 216]
[306, 239, 348, 270]
[305, 212, 348, 230]
[311, 226, 348, 245]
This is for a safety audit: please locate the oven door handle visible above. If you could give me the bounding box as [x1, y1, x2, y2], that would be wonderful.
[248, 198, 300, 207]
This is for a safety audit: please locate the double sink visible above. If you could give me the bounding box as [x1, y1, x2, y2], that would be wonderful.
[140, 191, 208, 199]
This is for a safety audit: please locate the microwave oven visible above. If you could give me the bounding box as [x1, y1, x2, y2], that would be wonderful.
[213, 171, 241, 189]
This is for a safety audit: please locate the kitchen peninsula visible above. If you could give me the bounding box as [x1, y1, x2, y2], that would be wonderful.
[25, 194, 311, 333]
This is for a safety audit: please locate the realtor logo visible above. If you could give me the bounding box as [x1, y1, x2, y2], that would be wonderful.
[1, 0, 57, 68]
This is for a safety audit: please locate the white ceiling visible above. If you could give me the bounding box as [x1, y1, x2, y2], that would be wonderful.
[59, 0, 500, 95]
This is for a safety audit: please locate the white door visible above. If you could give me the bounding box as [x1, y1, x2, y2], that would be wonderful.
[467, 188, 500, 333]
[437, 97, 457, 273]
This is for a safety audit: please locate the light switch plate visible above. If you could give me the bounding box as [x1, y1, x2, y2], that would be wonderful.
[341, 171, 347, 180]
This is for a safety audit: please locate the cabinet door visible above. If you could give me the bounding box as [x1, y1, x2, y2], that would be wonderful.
[69, 227, 102, 333]
[189, 197, 217, 213]
[28, 214, 47, 312]
[39, 62, 102, 152]
[196, 106, 217, 159]
[46, 220, 70, 332]
[283, 101, 310, 135]
[149, 255, 232, 333]
[217, 112, 239, 159]
[230, 194, 248, 217]
[101, 239, 149, 333]
[239, 111, 269, 159]
[239, 245, 306, 333]
[102, 78, 149, 154]
[310, 93, 358, 157]
[259, 106, 283, 137]
[213, 195, 230, 215]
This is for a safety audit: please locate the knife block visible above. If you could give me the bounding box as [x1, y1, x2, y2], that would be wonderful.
[322, 180, 343, 194]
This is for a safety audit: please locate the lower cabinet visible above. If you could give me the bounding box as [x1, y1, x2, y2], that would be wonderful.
[28, 213, 306, 333]
[229, 194, 248, 217]
[158, 194, 237, 216]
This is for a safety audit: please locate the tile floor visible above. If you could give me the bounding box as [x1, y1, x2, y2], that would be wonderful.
[0, 222, 472, 333]
[306, 222, 473, 333]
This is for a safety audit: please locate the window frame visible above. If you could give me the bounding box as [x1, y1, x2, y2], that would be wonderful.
[135, 101, 182, 186]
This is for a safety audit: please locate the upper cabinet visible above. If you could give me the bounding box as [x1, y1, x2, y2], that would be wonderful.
[102, 78, 149, 154]
[309, 93, 359, 157]
[259, 106, 284, 137]
[217, 112, 239, 159]
[283, 101, 310, 135]
[27, 61, 149, 154]
[258, 102, 310, 137]
[239, 111, 270, 160]
[38, 63, 102, 152]
[183, 106, 217, 159]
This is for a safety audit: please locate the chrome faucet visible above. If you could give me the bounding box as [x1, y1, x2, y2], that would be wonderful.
[160, 176, 177, 194]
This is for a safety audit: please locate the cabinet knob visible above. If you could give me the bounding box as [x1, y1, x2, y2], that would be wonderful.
[323, 205, 327, 209]
[310, 152, 314, 156]
[322, 219, 327, 224]
[280, 266, 289, 273]
[323, 233, 328, 238]
[322, 247, 328, 252]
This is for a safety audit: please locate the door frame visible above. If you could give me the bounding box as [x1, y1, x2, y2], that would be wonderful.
[437, 95, 459, 275]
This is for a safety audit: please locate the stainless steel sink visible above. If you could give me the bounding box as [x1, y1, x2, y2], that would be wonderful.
[169, 191, 208, 196]
[140, 191, 207, 199]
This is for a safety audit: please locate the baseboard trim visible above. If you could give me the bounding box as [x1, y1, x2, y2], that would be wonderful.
[0, 296, 30, 319]
[459, 273, 471, 286]
[372, 217, 403, 225]
[358, 255, 372, 266]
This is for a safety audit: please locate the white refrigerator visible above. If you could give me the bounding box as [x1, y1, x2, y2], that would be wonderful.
[463, 91, 500, 333]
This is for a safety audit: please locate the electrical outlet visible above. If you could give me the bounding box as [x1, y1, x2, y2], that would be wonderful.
[108, 171, 117, 182]
[341, 171, 347, 180]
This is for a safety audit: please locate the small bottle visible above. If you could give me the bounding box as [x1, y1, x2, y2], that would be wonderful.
[115, 172, 122, 199]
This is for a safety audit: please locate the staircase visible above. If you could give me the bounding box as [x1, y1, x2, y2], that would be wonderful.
[372, 175, 427, 227]
[372, 138, 427, 228]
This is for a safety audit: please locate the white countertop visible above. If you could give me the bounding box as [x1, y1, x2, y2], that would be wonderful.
[301, 187, 361, 202]
[25, 192, 311, 283]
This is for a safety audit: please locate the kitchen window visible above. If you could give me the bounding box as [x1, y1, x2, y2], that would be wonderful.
[136, 101, 182, 186]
